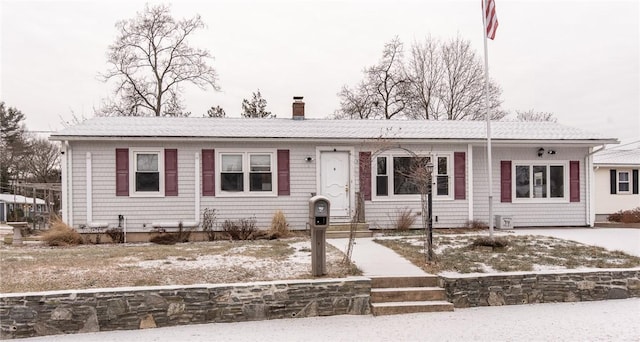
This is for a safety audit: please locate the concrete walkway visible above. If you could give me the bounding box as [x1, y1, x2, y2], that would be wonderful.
[327, 237, 429, 276]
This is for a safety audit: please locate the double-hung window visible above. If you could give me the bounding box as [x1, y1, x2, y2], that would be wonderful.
[618, 171, 630, 193]
[218, 151, 275, 195]
[514, 162, 566, 201]
[374, 153, 451, 199]
[130, 149, 164, 196]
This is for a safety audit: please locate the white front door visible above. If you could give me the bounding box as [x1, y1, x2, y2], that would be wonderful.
[320, 151, 350, 217]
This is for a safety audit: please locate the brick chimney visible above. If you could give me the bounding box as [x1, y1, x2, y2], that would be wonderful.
[292, 96, 304, 120]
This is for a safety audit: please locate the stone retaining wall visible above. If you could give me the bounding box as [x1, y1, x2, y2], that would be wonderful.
[440, 269, 640, 308]
[0, 277, 371, 339]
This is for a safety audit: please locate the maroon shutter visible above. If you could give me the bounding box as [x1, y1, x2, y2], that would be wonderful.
[500, 160, 512, 203]
[115, 148, 129, 196]
[570, 160, 580, 202]
[277, 150, 290, 196]
[164, 149, 178, 196]
[202, 149, 215, 196]
[454, 152, 466, 200]
[359, 152, 372, 201]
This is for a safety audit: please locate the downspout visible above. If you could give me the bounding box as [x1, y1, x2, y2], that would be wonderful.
[68, 142, 73, 226]
[60, 141, 68, 224]
[86, 152, 92, 224]
[584, 144, 606, 227]
[467, 144, 474, 222]
[194, 152, 201, 226]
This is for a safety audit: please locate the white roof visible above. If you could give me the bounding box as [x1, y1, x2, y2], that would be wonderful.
[50, 117, 616, 144]
[593, 140, 640, 166]
[0, 193, 46, 205]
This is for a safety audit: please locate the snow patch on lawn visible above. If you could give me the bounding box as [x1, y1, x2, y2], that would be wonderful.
[121, 240, 321, 281]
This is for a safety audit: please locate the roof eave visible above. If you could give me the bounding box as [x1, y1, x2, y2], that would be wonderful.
[50, 135, 619, 146]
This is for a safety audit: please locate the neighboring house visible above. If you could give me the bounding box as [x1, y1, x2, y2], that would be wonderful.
[593, 141, 640, 221]
[49, 98, 617, 236]
[0, 193, 48, 222]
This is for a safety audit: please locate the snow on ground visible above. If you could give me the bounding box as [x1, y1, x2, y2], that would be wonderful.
[22, 298, 640, 342]
[122, 240, 319, 280]
[509, 228, 640, 257]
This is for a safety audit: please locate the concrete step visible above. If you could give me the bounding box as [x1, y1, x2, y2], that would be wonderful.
[325, 230, 373, 238]
[370, 301, 454, 316]
[371, 287, 447, 303]
[370, 276, 440, 288]
[327, 223, 370, 231]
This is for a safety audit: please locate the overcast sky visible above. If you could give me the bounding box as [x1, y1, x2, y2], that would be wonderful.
[1, 0, 638, 143]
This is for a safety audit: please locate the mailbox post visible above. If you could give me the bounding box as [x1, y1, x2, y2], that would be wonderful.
[309, 195, 330, 276]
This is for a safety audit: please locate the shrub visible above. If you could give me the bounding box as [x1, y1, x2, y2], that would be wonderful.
[269, 210, 290, 238]
[608, 207, 640, 223]
[471, 236, 509, 249]
[391, 207, 415, 231]
[149, 222, 192, 244]
[42, 217, 83, 246]
[105, 228, 125, 243]
[150, 233, 177, 245]
[464, 220, 489, 229]
[222, 217, 258, 240]
[202, 208, 218, 241]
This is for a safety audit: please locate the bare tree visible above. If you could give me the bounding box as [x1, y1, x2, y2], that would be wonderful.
[336, 37, 409, 119]
[406, 36, 444, 120]
[99, 4, 219, 117]
[333, 83, 377, 119]
[337, 36, 505, 121]
[440, 36, 505, 121]
[25, 137, 60, 183]
[241, 90, 273, 118]
[367, 37, 410, 119]
[516, 109, 557, 122]
[205, 105, 226, 118]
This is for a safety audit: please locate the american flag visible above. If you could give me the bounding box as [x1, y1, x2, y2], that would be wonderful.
[483, 0, 498, 40]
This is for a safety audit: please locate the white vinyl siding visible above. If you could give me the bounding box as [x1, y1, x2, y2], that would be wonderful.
[594, 167, 640, 216]
[70, 141, 320, 231]
[472, 146, 588, 227]
[71, 142, 196, 230]
[67, 140, 593, 232]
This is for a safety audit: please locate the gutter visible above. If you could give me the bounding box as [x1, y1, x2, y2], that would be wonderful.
[49, 135, 619, 146]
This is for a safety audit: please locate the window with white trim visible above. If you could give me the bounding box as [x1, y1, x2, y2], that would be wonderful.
[514, 162, 566, 200]
[374, 153, 451, 199]
[130, 149, 164, 196]
[618, 171, 630, 192]
[218, 151, 276, 195]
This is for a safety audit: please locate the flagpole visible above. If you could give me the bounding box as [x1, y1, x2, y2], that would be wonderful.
[482, 0, 494, 238]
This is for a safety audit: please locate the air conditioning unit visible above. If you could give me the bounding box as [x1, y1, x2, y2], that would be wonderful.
[495, 215, 513, 229]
